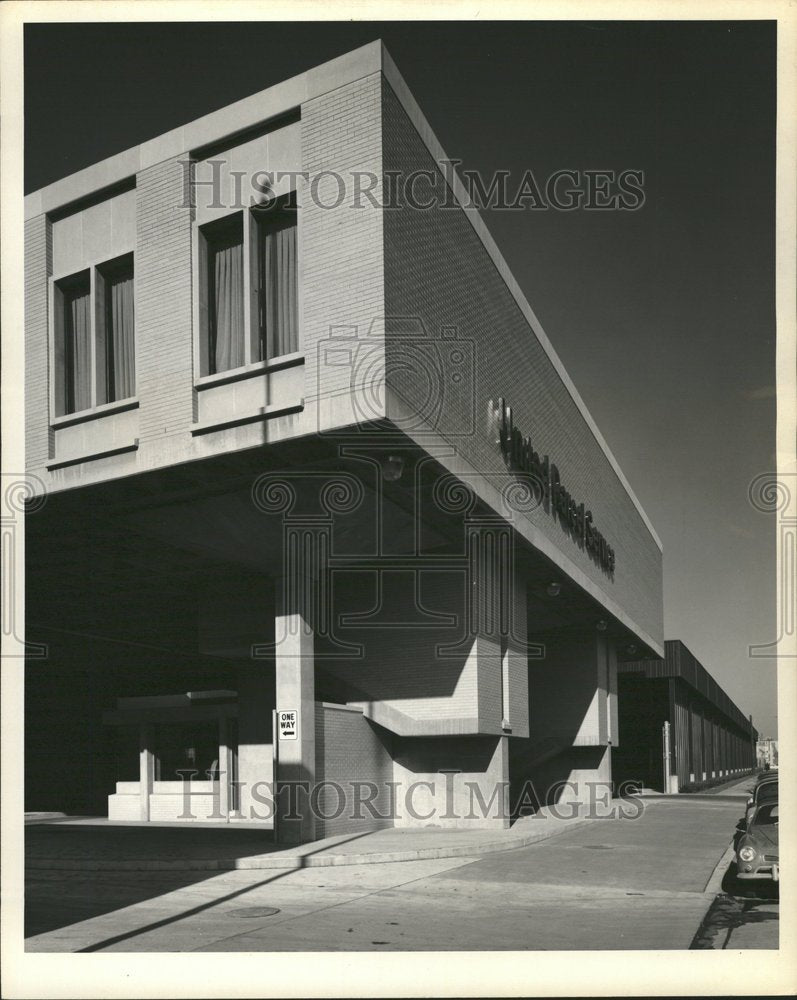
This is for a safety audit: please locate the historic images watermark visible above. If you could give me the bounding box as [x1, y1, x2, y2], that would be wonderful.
[170, 774, 646, 824]
[748, 472, 796, 658]
[179, 159, 646, 213]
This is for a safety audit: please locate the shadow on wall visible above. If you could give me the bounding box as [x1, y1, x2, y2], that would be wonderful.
[509, 744, 609, 813]
[508, 633, 613, 814]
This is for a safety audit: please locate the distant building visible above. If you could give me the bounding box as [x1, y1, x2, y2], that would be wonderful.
[756, 737, 778, 769]
[613, 640, 757, 792]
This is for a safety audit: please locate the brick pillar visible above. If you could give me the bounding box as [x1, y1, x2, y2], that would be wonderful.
[136, 155, 195, 443]
[25, 214, 53, 472]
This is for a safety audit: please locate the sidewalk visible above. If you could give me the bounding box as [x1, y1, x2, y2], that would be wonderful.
[24, 795, 745, 952]
[26, 801, 626, 872]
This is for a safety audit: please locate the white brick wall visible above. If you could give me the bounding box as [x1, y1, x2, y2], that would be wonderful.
[301, 72, 385, 429]
[136, 157, 195, 443]
[24, 215, 52, 469]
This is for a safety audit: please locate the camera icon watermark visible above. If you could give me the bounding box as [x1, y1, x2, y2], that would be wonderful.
[316, 316, 477, 440]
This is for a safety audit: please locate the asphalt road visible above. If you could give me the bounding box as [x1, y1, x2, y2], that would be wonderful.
[24, 795, 755, 952]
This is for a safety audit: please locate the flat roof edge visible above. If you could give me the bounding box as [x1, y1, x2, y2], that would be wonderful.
[379, 43, 663, 552]
[24, 39, 384, 221]
[620, 638, 754, 730]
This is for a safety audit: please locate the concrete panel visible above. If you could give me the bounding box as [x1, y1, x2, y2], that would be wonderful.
[268, 121, 302, 187]
[270, 362, 304, 409]
[53, 406, 139, 464]
[110, 188, 137, 255]
[194, 121, 300, 225]
[391, 735, 509, 829]
[52, 187, 135, 277]
[80, 199, 113, 265]
[51, 212, 83, 278]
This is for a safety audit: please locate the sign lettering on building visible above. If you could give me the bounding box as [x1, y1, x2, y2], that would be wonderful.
[487, 397, 616, 576]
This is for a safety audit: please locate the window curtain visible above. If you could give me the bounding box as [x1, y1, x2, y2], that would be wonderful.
[260, 221, 297, 359]
[211, 237, 245, 374]
[107, 270, 135, 401]
[65, 284, 91, 413]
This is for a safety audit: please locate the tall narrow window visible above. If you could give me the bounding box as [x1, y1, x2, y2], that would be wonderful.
[255, 206, 298, 361]
[203, 214, 245, 375]
[56, 271, 91, 416]
[97, 254, 135, 404]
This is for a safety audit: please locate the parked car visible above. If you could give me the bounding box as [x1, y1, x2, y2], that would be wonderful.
[745, 775, 778, 824]
[736, 801, 779, 882]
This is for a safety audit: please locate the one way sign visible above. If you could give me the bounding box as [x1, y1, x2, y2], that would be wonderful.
[278, 710, 298, 740]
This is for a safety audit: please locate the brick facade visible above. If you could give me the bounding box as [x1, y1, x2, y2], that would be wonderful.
[314, 704, 393, 838]
[24, 215, 52, 469]
[135, 156, 196, 444]
[301, 71, 385, 428]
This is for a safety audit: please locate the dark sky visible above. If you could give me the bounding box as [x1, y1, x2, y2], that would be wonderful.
[24, 20, 778, 735]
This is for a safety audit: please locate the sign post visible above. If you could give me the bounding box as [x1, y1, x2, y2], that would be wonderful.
[662, 720, 672, 793]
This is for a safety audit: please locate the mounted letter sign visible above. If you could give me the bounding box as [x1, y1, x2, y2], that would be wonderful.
[278, 710, 298, 740]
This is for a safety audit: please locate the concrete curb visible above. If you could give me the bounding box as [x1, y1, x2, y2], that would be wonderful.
[26, 814, 595, 873]
[687, 839, 736, 949]
[634, 793, 748, 803]
[703, 840, 736, 896]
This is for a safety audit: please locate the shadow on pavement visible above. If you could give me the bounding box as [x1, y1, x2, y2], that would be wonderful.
[691, 861, 779, 950]
[26, 822, 275, 862]
[25, 823, 368, 944]
[72, 832, 372, 953]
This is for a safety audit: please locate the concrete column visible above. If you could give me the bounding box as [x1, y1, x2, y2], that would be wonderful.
[218, 716, 233, 820]
[493, 735, 511, 829]
[274, 524, 324, 843]
[139, 723, 155, 821]
[606, 641, 619, 749]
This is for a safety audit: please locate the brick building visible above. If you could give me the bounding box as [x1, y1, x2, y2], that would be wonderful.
[25, 42, 665, 842]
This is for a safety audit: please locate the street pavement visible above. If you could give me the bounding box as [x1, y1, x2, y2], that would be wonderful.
[23, 793, 763, 952]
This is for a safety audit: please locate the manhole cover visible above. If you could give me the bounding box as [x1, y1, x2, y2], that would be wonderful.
[227, 907, 281, 918]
